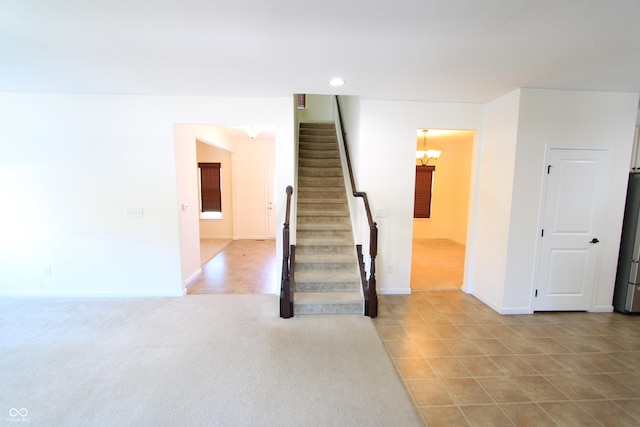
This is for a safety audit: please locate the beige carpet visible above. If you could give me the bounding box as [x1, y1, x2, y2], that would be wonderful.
[411, 238, 465, 291]
[0, 295, 423, 426]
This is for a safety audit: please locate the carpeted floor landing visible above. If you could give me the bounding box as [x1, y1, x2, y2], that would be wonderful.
[0, 295, 422, 426]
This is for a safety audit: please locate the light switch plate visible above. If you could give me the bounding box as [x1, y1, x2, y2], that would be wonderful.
[375, 208, 389, 218]
[126, 207, 144, 218]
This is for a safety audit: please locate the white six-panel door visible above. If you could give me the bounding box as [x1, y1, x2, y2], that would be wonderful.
[534, 148, 612, 311]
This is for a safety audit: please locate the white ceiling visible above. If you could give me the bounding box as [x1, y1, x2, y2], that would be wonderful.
[2, 0, 640, 103]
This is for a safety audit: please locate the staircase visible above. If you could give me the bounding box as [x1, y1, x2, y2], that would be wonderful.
[294, 123, 364, 314]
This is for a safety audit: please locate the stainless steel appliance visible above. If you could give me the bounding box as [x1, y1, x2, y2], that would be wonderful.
[614, 173, 640, 312]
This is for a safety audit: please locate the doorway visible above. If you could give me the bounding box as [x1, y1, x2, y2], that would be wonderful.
[411, 129, 474, 291]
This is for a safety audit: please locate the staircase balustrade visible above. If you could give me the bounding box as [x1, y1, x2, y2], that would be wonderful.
[280, 185, 295, 318]
[335, 96, 378, 318]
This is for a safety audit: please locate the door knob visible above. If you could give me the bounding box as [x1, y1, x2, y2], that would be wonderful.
[590, 238, 600, 244]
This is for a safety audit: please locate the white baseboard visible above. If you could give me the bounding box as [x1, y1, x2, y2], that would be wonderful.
[467, 291, 533, 314]
[184, 268, 203, 287]
[0, 290, 185, 298]
[377, 288, 412, 295]
[232, 235, 272, 240]
[590, 305, 614, 313]
[466, 291, 501, 313]
[499, 307, 533, 315]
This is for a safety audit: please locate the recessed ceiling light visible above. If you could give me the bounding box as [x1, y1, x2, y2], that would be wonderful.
[329, 77, 345, 87]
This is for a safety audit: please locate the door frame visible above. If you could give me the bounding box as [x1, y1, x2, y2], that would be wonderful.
[532, 145, 613, 312]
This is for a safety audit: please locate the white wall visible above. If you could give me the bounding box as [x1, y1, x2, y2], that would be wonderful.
[0, 93, 293, 296]
[502, 89, 639, 313]
[335, 96, 366, 244]
[357, 100, 484, 294]
[470, 90, 521, 310]
[3, 88, 634, 309]
[297, 94, 334, 123]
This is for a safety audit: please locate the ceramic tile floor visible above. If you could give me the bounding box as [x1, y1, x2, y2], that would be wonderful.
[187, 239, 279, 295]
[374, 292, 640, 427]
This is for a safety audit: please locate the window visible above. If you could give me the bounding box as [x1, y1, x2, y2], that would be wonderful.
[198, 162, 222, 219]
[414, 165, 435, 218]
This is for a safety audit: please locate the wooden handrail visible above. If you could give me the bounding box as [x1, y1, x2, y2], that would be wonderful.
[335, 96, 378, 318]
[280, 185, 294, 318]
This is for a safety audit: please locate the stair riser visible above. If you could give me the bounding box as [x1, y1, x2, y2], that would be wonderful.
[299, 131, 336, 138]
[296, 253, 357, 262]
[300, 124, 336, 130]
[296, 282, 361, 292]
[297, 215, 350, 222]
[300, 123, 335, 127]
[298, 168, 344, 178]
[293, 302, 363, 315]
[296, 264, 357, 273]
[298, 190, 346, 199]
[300, 125, 336, 131]
[297, 200, 347, 206]
[299, 127, 336, 135]
[298, 150, 340, 159]
[295, 245, 355, 255]
[298, 177, 344, 187]
[298, 203, 348, 212]
[298, 221, 351, 231]
[298, 158, 342, 168]
[299, 143, 338, 150]
[299, 135, 338, 142]
[297, 230, 353, 239]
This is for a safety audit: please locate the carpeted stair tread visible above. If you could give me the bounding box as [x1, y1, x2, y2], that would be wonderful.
[298, 189, 345, 197]
[297, 204, 348, 211]
[295, 291, 362, 302]
[298, 149, 340, 158]
[296, 232, 353, 241]
[298, 177, 344, 187]
[297, 212, 350, 219]
[294, 292, 364, 315]
[296, 236, 353, 244]
[297, 198, 347, 204]
[298, 159, 342, 168]
[297, 218, 351, 226]
[298, 167, 343, 177]
[296, 270, 361, 283]
[296, 253, 357, 264]
[298, 206, 349, 213]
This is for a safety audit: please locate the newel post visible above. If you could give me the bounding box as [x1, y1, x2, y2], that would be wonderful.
[366, 223, 378, 318]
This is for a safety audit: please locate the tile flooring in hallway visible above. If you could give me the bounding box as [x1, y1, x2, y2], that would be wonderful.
[411, 238, 465, 291]
[189, 239, 640, 426]
[187, 239, 279, 295]
[375, 292, 640, 427]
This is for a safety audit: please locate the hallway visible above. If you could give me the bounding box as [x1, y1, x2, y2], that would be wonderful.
[411, 238, 465, 291]
[187, 239, 279, 295]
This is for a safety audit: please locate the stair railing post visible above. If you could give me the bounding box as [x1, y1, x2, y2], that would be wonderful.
[280, 186, 294, 318]
[367, 223, 378, 318]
